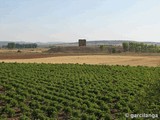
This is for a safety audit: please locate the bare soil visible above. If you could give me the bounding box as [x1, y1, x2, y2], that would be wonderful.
[0, 55, 159, 67]
[0, 48, 159, 66]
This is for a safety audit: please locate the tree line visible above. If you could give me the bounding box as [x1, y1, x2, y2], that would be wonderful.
[122, 42, 160, 53]
[5, 42, 37, 49]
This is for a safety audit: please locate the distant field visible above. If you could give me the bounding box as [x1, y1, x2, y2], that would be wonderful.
[0, 55, 160, 67]
[0, 48, 160, 66]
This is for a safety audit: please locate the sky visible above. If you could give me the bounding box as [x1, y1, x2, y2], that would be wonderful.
[0, 0, 160, 43]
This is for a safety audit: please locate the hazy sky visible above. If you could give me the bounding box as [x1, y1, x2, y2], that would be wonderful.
[0, 0, 160, 43]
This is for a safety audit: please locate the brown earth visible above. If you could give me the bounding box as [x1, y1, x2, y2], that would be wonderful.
[0, 53, 55, 59]
[0, 54, 159, 67]
[0, 48, 159, 66]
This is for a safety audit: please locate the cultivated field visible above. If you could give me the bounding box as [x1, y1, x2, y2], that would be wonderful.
[0, 48, 160, 119]
[0, 63, 160, 119]
[0, 48, 160, 66]
[0, 55, 160, 67]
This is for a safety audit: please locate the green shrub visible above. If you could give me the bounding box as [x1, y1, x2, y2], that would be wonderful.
[19, 115, 30, 120]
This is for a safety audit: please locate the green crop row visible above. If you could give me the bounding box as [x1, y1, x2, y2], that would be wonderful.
[0, 63, 159, 119]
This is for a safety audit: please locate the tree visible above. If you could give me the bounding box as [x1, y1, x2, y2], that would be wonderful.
[100, 45, 105, 51]
[7, 42, 15, 49]
[122, 42, 129, 52]
[112, 48, 116, 53]
[129, 42, 136, 52]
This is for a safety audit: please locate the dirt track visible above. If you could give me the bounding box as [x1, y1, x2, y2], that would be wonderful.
[0, 55, 160, 67]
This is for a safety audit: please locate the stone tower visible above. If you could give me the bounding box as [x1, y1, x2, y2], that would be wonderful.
[78, 39, 86, 47]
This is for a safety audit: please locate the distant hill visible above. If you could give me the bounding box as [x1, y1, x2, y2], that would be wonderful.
[55, 40, 160, 46]
[0, 41, 63, 48]
[88, 40, 160, 46]
[36, 42, 63, 47]
[1, 40, 160, 48]
[0, 41, 35, 48]
[86, 40, 133, 46]
[0, 41, 10, 47]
